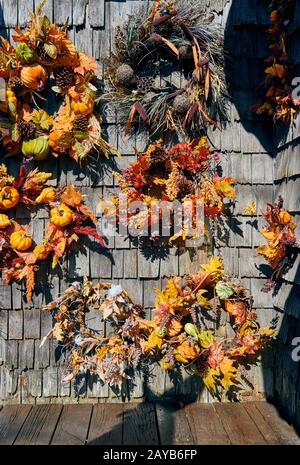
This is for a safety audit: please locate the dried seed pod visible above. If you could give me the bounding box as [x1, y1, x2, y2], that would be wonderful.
[116, 64, 136, 87]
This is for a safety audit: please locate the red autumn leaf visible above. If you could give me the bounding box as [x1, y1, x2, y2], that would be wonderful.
[73, 226, 106, 248]
[12, 165, 27, 189]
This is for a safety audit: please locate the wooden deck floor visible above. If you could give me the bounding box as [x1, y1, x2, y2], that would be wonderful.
[0, 402, 299, 445]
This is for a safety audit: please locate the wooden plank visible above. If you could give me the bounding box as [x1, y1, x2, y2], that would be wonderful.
[123, 403, 159, 445]
[213, 403, 267, 445]
[244, 402, 282, 445]
[14, 405, 62, 445]
[156, 403, 195, 445]
[0, 405, 32, 445]
[255, 402, 300, 445]
[87, 404, 123, 445]
[185, 404, 230, 445]
[51, 404, 93, 445]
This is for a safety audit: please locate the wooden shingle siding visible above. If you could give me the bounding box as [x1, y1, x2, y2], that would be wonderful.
[0, 0, 297, 416]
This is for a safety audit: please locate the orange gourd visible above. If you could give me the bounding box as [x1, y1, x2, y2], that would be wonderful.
[0, 186, 20, 209]
[10, 230, 33, 251]
[50, 204, 73, 227]
[71, 96, 94, 116]
[0, 213, 10, 229]
[48, 130, 70, 153]
[33, 244, 49, 260]
[20, 64, 47, 90]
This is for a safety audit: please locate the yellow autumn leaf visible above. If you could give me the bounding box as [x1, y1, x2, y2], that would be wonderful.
[144, 330, 164, 352]
[243, 200, 257, 216]
[196, 289, 210, 307]
[201, 256, 224, 276]
[35, 187, 56, 204]
[160, 359, 173, 371]
[154, 278, 184, 311]
[202, 367, 219, 392]
[31, 109, 54, 130]
[259, 326, 276, 337]
[198, 330, 215, 348]
[96, 346, 110, 360]
[219, 357, 237, 390]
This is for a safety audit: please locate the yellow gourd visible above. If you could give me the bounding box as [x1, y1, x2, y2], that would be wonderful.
[33, 244, 49, 260]
[71, 96, 94, 116]
[50, 204, 73, 227]
[10, 230, 33, 251]
[0, 186, 20, 209]
[0, 213, 10, 229]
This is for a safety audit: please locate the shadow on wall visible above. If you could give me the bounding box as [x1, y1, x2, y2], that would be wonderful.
[224, 0, 287, 155]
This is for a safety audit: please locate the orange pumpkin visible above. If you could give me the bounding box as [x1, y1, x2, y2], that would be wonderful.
[10, 229, 33, 251]
[0, 213, 10, 229]
[20, 64, 47, 90]
[48, 130, 71, 153]
[50, 204, 73, 227]
[0, 186, 20, 209]
[33, 244, 49, 260]
[71, 96, 94, 116]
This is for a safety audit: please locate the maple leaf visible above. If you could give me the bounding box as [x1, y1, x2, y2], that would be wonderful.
[213, 174, 236, 199]
[61, 185, 83, 207]
[243, 200, 257, 216]
[219, 357, 237, 389]
[144, 330, 164, 352]
[225, 300, 247, 326]
[201, 256, 224, 277]
[154, 278, 184, 312]
[31, 109, 53, 130]
[202, 367, 219, 392]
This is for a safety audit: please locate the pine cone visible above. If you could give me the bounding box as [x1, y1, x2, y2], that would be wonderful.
[137, 76, 155, 95]
[54, 67, 74, 89]
[17, 120, 36, 140]
[8, 76, 24, 92]
[73, 115, 89, 133]
[176, 175, 195, 199]
[149, 146, 168, 168]
[36, 42, 55, 63]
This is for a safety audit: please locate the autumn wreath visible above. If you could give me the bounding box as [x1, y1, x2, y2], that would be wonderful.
[255, 0, 299, 122]
[104, 0, 227, 136]
[100, 138, 236, 244]
[0, 1, 116, 163]
[257, 197, 298, 291]
[42, 258, 275, 396]
[0, 164, 105, 301]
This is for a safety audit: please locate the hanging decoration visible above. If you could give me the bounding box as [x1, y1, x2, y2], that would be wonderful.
[100, 138, 236, 244]
[257, 196, 298, 291]
[42, 257, 275, 397]
[0, 1, 117, 163]
[255, 0, 299, 123]
[0, 164, 105, 301]
[103, 0, 227, 136]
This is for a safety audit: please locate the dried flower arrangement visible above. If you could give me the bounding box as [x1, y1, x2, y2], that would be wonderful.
[0, 164, 104, 301]
[104, 0, 227, 136]
[255, 0, 299, 122]
[0, 1, 117, 163]
[257, 196, 298, 291]
[101, 138, 236, 243]
[42, 258, 275, 396]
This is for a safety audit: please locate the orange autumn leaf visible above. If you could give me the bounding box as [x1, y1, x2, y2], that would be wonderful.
[265, 63, 286, 78]
[213, 174, 236, 199]
[225, 300, 247, 325]
[74, 52, 98, 76]
[60, 185, 83, 207]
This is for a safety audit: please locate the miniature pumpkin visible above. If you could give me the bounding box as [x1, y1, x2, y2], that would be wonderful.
[48, 129, 71, 153]
[33, 244, 49, 260]
[0, 213, 10, 229]
[22, 136, 50, 160]
[71, 96, 94, 116]
[35, 187, 56, 204]
[50, 204, 73, 227]
[10, 229, 33, 251]
[0, 186, 20, 209]
[20, 64, 47, 91]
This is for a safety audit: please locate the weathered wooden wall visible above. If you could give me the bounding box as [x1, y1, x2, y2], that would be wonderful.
[0, 0, 297, 410]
